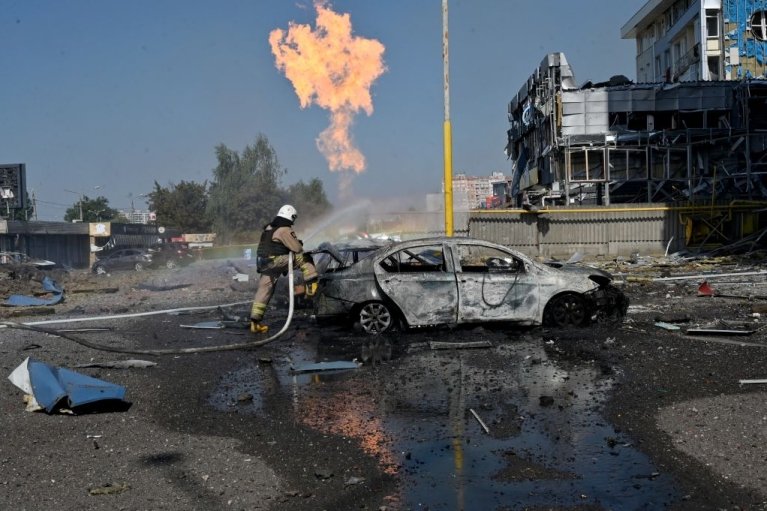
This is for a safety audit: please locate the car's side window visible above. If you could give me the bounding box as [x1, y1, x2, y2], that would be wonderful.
[380, 245, 445, 273]
[457, 245, 521, 273]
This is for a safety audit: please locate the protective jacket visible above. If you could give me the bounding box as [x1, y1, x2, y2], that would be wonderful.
[256, 216, 303, 260]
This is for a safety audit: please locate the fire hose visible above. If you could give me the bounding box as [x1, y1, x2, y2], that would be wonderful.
[0, 253, 296, 355]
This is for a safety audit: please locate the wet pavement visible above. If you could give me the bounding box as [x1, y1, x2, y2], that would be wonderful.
[210, 328, 678, 510]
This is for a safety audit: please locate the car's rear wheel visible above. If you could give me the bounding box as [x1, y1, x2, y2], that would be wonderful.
[135, 262, 145, 272]
[544, 293, 589, 327]
[166, 260, 177, 269]
[94, 265, 106, 275]
[358, 301, 394, 334]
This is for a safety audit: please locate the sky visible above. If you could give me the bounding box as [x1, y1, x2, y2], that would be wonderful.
[1, 0, 647, 221]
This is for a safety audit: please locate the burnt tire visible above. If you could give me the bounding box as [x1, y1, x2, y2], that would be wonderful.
[357, 301, 394, 334]
[134, 262, 145, 272]
[166, 260, 177, 269]
[94, 265, 106, 275]
[543, 293, 589, 327]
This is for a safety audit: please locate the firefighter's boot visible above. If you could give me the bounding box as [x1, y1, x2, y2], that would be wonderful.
[250, 320, 269, 334]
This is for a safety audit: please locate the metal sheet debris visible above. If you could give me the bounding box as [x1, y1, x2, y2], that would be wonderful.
[429, 341, 493, 350]
[5, 277, 63, 307]
[180, 321, 225, 329]
[738, 379, 767, 385]
[469, 408, 490, 434]
[291, 361, 361, 373]
[74, 360, 157, 369]
[8, 357, 130, 413]
[655, 322, 681, 331]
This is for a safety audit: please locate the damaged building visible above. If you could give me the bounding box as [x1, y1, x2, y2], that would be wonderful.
[507, 0, 767, 207]
[475, 2, 767, 257]
[506, 52, 767, 207]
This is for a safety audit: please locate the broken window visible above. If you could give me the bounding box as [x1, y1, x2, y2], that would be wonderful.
[380, 245, 445, 273]
[708, 56, 720, 80]
[608, 148, 648, 182]
[751, 10, 767, 41]
[457, 245, 521, 274]
[706, 9, 719, 38]
[567, 148, 605, 182]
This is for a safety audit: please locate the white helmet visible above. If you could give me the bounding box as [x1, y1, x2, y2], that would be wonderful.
[277, 204, 297, 222]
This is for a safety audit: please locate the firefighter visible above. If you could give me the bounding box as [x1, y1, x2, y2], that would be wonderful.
[250, 204, 318, 333]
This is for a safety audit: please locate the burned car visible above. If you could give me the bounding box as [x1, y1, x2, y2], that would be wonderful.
[313, 237, 628, 333]
[0, 251, 57, 270]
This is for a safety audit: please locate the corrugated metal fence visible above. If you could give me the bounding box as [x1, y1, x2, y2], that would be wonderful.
[468, 203, 758, 258]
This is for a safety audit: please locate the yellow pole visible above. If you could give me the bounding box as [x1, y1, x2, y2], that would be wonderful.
[442, 0, 454, 236]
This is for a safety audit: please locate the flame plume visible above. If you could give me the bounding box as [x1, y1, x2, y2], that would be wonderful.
[269, 1, 386, 177]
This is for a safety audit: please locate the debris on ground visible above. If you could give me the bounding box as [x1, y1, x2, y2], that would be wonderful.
[8, 357, 131, 413]
[429, 340, 493, 350]
[655, 321, 681, 331]
[290, 361, 361, 373]
[73, 359, 157, 369]
[470, 408, 491, 434]
[136, 282, 192, 292]
[5, 276, 64, 306]
[88, 483, 131, 496]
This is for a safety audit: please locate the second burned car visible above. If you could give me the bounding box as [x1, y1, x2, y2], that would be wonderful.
[312, 237, 628, 334]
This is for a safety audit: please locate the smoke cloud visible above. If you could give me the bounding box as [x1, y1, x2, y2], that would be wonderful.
[269, 1, 386, 177]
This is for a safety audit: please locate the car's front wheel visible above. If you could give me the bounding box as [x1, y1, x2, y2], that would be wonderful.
[543, 293, 589, 327]
[166, 260, 177, 269]
[135, 262, 145, 272]
[94, 265, 106, 275]
[357, 301, 394, 334]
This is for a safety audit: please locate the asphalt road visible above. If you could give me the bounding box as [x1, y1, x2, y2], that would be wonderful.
[1, 259, 767, 510]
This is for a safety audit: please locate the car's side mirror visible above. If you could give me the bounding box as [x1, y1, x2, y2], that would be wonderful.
[486, 257, 519, 272]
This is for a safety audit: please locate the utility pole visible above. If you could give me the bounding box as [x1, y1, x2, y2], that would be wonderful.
[442, 0, 454, 236]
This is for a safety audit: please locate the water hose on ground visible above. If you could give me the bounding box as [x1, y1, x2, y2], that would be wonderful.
[0, 254, 297, 356]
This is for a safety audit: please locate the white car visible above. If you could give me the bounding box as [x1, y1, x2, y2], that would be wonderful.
[313, 237, 628, 334]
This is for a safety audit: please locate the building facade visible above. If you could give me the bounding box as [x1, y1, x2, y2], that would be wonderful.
[506, 52, 767, 208]
[622, 0, 767, 82]
[450, 172, 510, 210]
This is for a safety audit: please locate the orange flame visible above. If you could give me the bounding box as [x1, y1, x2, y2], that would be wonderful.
[269, 1, 386, 175]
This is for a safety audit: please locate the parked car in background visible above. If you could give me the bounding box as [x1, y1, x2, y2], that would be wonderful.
[148, 243, 194, 269]
[0, 251, 57, 270]
[92, 248, 153, 274]
[313, 237, 628, 334]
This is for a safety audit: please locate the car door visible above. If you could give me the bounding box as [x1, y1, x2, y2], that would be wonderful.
[373, 243, 459, 327]
[454, 243, 539, 323]
[114, 250, 134, 270]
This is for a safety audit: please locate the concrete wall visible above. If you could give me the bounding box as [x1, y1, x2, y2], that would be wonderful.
[467, 203, 753, 258]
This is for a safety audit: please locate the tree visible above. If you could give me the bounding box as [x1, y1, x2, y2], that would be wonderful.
[148, 180, 212, 232]
[64, 196, 120, 222]
[207, 134, 286, 243]
[286, 178, 332, 228]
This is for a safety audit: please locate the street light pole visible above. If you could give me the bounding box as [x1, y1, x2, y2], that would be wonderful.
[442, 0, 454, 237]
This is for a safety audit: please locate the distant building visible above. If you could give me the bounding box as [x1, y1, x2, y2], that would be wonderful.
[118, 209, 152, 224]
[448, 172, 510, 209]
[622, 0, 767, 82]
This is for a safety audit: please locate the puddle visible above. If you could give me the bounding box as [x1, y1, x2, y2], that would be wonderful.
[211, 339, 677, 509]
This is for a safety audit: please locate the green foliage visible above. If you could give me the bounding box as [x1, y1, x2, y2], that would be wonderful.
[64, 196, 120, 222]
[207, 134, 287, 243]
[8, 192, 35, 221]
[148, 180, 212, 232]
[286, 178, 332, 229]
